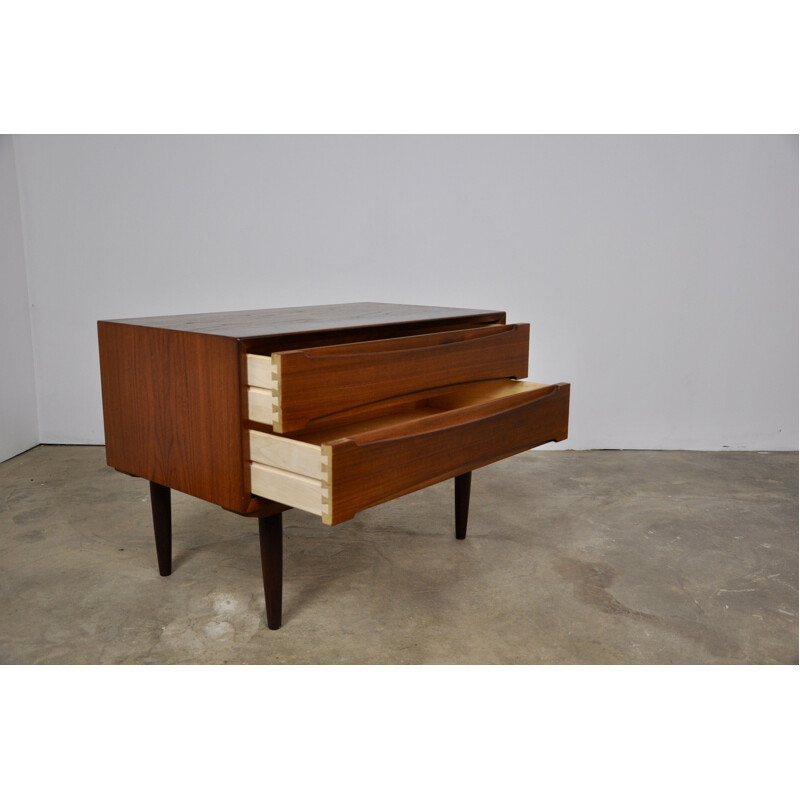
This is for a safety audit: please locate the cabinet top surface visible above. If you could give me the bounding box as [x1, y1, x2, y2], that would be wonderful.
[101, 302, 504, 339]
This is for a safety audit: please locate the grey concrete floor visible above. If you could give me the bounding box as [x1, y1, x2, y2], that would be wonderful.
[0, 445, 796, 664]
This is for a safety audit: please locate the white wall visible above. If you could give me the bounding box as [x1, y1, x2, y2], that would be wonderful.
[0, 137, 38, 462]
[11, 135, 799, 450]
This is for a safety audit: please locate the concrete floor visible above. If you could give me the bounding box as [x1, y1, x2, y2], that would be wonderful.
[0, 445, 796, 664]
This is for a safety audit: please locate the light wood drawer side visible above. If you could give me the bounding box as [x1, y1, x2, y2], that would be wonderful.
[249, 429, 326, 480]
[249, 429, 329, 518]
[246, 354, 278, 390]
[250, 463, 326, 517]
[246, 354, 279, 425]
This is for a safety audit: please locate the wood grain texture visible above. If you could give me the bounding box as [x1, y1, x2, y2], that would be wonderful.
[105, 302, 505, 340]
[271, 324, 530, 433]
[98, 321, 250, 512]
[323, 383, 570, 525]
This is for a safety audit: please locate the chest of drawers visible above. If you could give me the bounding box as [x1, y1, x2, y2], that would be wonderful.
[98, 302, 570, 629]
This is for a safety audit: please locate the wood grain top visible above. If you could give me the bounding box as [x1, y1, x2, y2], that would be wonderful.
[101, 302, 505, 340]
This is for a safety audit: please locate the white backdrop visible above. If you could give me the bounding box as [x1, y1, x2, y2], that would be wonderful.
[6, 135, 799, 453]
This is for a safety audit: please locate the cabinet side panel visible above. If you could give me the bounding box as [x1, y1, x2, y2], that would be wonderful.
[98, 322, 248, 511]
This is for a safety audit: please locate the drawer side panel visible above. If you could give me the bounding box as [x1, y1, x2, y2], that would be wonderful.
[248, 387, 276, 426]
[250, 463, 325, 516]
[249, 429, 325, 480]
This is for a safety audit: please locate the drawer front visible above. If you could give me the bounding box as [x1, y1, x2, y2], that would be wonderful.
[246, 324, 529, 433]
[248, 380, 569, 526]
[322, 382, 569, 525]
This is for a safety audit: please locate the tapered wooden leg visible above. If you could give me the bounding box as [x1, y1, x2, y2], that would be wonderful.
[455, 471, 472, 540]
[149, 481, 172, 576]
[259, 513, 283, 630]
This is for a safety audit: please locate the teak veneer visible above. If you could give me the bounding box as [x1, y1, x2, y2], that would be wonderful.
[98, 302, 570, 629]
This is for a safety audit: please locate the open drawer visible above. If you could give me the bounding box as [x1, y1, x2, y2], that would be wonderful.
[246, 324, 530, 433]
[249, 378, 570, 525]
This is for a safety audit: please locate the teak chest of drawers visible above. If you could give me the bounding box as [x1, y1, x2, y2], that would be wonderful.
[98, 302, 570, 629]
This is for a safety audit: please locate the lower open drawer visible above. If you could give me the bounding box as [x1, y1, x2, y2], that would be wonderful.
[249, 378, 570, 525]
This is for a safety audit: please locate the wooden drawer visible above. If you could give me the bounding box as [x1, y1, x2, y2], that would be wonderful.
[246, 324, 530, 433]
[249, 378, 569, 525]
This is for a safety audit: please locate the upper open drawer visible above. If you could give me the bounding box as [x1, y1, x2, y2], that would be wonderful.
[246, 323, 530, 433]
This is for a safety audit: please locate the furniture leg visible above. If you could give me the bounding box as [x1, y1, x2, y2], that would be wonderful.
[259, 513, 283, 630]
[455, 471, 472, 540]
[149, 481, 172, 576]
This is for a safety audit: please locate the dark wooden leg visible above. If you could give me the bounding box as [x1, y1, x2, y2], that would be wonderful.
[259, 513, 283, 630]
[455, 471, 472, 540]
[149, 481, 172, 576]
